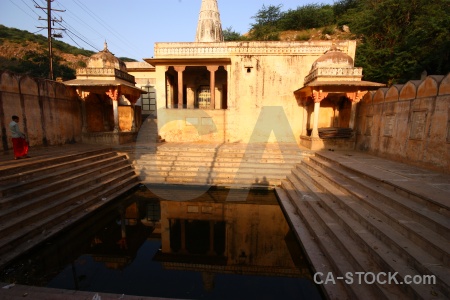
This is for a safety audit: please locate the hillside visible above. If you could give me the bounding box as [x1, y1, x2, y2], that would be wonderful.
[0, 25, 136, 80]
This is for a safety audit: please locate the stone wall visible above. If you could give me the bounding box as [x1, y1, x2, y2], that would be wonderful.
[0, 71, 82, 152]
[355, 74, 450, 173]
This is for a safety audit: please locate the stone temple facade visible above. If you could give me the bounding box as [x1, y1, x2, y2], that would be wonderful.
[145, 0, 382, 149]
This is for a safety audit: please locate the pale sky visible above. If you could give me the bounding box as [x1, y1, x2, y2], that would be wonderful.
[1, 0, 336, 61]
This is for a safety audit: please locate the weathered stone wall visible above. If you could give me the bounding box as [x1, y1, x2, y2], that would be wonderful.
[0, 71, 82, 152]
[355, 74, 450, 173]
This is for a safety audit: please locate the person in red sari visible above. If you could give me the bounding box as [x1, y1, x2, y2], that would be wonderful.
[9, 115, 29, 160]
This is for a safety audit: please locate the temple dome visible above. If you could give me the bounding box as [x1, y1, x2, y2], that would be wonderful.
[87, 42, 127, 72]
[311, 46, 354, 70]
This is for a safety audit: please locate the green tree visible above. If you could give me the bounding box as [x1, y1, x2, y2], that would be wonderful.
[248, 4, 282, 40]
[278, 4, 335, 31]
[4, 50, 76, 80]
[223, 27, 246, 41]
[344, 0, 450, 84]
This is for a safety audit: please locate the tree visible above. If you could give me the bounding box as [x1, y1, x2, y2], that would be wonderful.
[248, 4, 283, 40]
[344, 0, 450, 84]
[223, 27, 247, 41]
[279, 4, 335, 31]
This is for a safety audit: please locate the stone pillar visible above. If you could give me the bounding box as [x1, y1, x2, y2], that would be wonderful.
[311, 90, 328, 138]
[300, 97, 310, 136]
[174, 66, 185, 109]
[106, 88, 120, 132]
[346, 91, 366, 130]
[311, 101, 321, 138]
[112, 100, 119, 132]
[207, 66, 218, 109]
[76, 90, 90, 133]
[131, 103, 136, 132]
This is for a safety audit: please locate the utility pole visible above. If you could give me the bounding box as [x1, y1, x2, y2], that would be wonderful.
[36, 0, 65, 80]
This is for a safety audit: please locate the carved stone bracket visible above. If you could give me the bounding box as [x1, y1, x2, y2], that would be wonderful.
[106, 88, 120, 101]
[76, 89, 90, 100]
[346, 90, 367, 103]
[312, 90, 329, 103]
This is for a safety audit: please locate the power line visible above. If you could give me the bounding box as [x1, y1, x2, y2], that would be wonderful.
[7, 0, 38, 21]
[70, 0, 142, 58]
[19, 0, 40, 17]
[35, 0, 65, 80]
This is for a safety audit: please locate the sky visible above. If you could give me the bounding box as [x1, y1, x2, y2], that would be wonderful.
[1, 0, 336, 61]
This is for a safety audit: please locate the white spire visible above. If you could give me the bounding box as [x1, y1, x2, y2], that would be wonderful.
[195, 0, 224, 42]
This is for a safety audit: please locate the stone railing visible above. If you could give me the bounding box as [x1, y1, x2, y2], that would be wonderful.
[76, 68, 135, 83]
[304, 67, 363, 85]
[154, 41, 352, 57]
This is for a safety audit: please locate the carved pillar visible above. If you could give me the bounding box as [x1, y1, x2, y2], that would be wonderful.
[346, 91, 366, 130]
[174, 66, 185, 109]
[311, 90, 328, 138]
[207, 66, 219, 109]
[301, 97, 311, 136]
[76, 89, 90, 133]
[131, 103, 136, 132]
[106, 88, 120, 132]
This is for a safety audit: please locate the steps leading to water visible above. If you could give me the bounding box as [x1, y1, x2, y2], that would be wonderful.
[0, 149, 139, 268]
[129, 143, 313, 188]
[277, 151, 450, 300]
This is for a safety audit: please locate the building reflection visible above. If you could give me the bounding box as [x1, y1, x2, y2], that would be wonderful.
[144, 185, 312, 291]
[0, 186, 313, 293]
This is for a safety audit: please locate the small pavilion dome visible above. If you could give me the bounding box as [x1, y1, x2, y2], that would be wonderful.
[311, 45, 354, 70]
[87, 42, 127, 72]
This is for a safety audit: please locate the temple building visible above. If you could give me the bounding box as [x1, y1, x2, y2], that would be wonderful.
[294, 46, 384, 149]
[144, 0, 383, 149]
[64, 42, 146, 145]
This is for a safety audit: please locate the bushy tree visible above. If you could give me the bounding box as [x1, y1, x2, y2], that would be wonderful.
[223, 27, 247, 41]
[279, 4, 335, 31]
[4, 50, 75, 80]
[248, 4, 282, 40]
[344, 0, 450, 84]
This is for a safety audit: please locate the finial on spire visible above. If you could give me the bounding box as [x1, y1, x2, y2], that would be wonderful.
[195, 0, 224, 42]
[104, 40, 108, 51]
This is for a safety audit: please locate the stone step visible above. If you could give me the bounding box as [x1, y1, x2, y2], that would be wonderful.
[136, 163, 295, 173]
[0, 150, 117, 186]
[284, 170, 443, 299]
[275, 186, 350, 300]
[136, 155, 298, 164]
[293, 165, 450, 297]
[280, 179, 398, 299]
[0, 164, 136, 238]
[0, 153, 128, 198]
[306, 156, 450, 239]
[0, 148, 112, 178]
[140, 168, 289, 179]
[150, 145, 306, 154]
[0, 159, 132, 211]
[143, 151, 304, 161]
[0, 176, 139, 268]
[141, 175, 281, 187]
[314, 152, 449, 216]
[302, 158, 450, 259]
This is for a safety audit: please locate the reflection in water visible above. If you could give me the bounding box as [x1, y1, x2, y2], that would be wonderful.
[0, 185, 322, 300]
